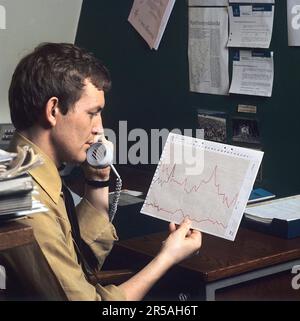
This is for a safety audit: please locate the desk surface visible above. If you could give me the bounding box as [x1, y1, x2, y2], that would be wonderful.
[107, 166, 300, 282]
[0, 221, 34, 251]
[113, 227, 300, 282]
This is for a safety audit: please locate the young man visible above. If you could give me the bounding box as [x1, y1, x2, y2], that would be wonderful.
[7, 43, 202, 300]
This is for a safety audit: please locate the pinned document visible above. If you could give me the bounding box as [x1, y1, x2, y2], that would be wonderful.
[188, 7, 229, 95]
[188, 0, 228, 6]
[229, 50, 274, 97]
[228, 4, 274, 48]
[128, 0, 176, 50]
[229, 0, 274, 3]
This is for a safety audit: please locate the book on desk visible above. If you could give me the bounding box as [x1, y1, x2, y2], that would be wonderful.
[243, 194, 300, 239]
[247, 188, 275, 204]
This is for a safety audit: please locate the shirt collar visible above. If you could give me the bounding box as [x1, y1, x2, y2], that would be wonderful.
[9, 132, 62, 204]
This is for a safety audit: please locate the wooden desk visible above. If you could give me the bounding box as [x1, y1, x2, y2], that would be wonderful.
[65, 165, 300, 300]
[106, 227, 300, 300]
[0, 221, 35, 251]
[0, 221, 35, 298]
[0, 221, 66, 300]
[100, 166, 300, 300]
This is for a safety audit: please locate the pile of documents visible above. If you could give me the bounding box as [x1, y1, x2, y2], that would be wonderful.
[0, 175, 34, 215]
[0, 147, 48, 220]
[0, 146, 43, 180]
[245, 195, 300, 224]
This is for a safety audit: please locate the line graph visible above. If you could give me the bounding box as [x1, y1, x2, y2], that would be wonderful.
[153, 163, 239, 209]
[141, 133, 263, 241]
[144, 200, 228, 229]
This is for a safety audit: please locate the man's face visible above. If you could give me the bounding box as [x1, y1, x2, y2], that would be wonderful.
[52, 80, 105, 164]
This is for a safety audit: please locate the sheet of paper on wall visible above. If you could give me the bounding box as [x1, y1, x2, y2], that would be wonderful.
[141, 133, 263, 241]
[188, 7, 229, 95]
[287, 0, 300, 46]
[229, 0, 274, 3]
[227, 4, 274, 48]
[188, 0, 228, 6]
[128, 0, 176, 50]
[229, 50, 274, 97]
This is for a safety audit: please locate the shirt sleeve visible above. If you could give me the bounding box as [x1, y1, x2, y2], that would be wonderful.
[76, 198, 117, 269]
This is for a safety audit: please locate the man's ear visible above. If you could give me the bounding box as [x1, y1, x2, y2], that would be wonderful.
[45, 97, 59, 127]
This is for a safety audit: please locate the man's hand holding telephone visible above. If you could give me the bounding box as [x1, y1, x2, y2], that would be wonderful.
[85, 135, 122, 222]
[84, 134, 113, 181]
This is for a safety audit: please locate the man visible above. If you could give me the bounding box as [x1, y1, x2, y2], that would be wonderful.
[7, 43, 202, 300]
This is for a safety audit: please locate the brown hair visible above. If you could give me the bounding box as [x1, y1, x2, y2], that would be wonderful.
[9, 43, 111, 130]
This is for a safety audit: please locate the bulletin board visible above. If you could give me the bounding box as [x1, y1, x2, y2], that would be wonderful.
[76, 0, 300, 197]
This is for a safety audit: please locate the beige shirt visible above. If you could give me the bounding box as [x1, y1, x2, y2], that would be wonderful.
[6, 132, 126, 301]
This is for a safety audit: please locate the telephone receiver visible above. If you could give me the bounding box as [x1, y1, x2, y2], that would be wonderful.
[86, 141, 114, 169]
[86, 141, 122, 222]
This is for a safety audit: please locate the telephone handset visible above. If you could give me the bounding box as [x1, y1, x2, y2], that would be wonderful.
[86, 141, 113, 169]
[86, 141, 122, 222]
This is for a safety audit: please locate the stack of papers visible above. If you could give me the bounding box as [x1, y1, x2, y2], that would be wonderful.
[0, 175, 33, 215]
[0, 146, 43, 180]
[0, 186, 48, 219]
[0, 150, 16, 164]
[245, 195, 300, 224]
[0, 146, 47, 220]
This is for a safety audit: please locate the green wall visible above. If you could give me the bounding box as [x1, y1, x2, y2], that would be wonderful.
[76, 0, 300, 197]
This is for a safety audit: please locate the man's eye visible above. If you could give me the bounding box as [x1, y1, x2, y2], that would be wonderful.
[89, 111, 100, 117]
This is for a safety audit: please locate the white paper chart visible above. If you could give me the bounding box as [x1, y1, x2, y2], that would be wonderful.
[141, 133, 263, 241]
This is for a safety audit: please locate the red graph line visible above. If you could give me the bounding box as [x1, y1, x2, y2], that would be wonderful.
[153, 163, 238, 209]
[144, 201, 227, 229]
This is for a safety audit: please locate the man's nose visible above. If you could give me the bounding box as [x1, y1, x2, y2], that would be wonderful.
[92, 114, 103, 135]
[91, 118, 104, 144]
